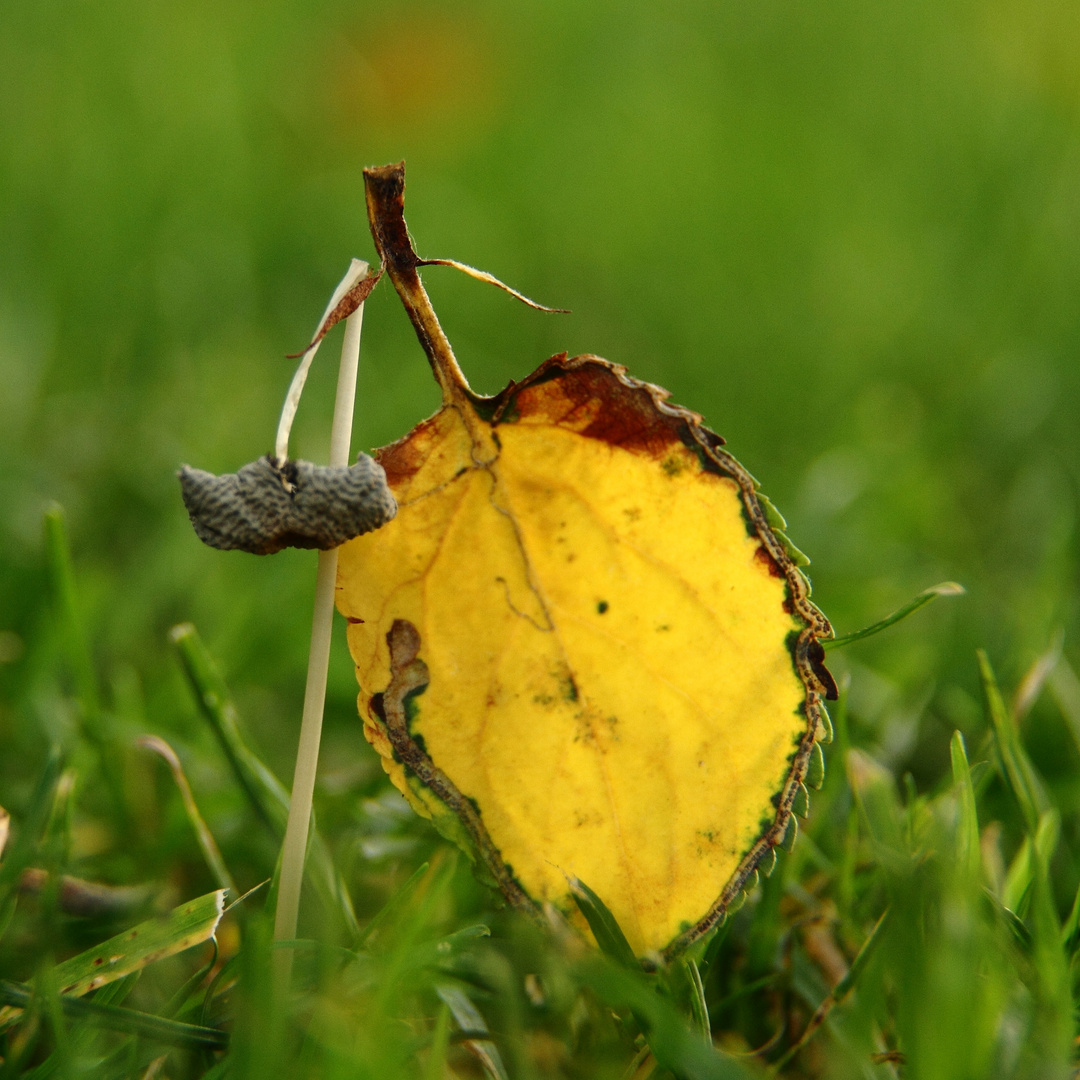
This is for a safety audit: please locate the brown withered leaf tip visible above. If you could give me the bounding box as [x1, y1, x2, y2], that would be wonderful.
[178, 454, 397, 555]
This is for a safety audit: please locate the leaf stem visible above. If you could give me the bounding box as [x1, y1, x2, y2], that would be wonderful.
[273, 263, 369, 993]
[362, 164, 475, 411]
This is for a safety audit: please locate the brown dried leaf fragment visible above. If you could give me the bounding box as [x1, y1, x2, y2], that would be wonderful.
[285, 267, 384, 358]
[18, 869, 155, 918]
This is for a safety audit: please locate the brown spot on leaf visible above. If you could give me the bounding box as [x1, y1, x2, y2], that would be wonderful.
[376, 416, 442, 489]
[374, 620, 537, 916]
[806, 639, 839, 701]
[754, 544, 784, 578]
[387, 618, 422, 669]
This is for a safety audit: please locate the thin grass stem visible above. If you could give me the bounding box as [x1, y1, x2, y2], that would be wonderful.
[823, 581, 964, 650]
[273, 260, 369, 993]
[169, 622, 360, 936]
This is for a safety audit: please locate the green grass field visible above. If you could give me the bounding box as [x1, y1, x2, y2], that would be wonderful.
[2, 1, 1079, 1076]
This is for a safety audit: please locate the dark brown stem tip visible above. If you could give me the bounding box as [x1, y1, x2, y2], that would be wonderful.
[363, 162, 415, 270]
[363, 160, 405, 194]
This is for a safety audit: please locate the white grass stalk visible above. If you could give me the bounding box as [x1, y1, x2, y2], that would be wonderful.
[273, 259, 369, 992]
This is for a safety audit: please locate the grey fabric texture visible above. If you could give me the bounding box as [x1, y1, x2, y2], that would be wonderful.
[178, 454, 397, 554]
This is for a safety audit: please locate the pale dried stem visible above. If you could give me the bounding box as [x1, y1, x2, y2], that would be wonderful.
[273, 263, 368, 993]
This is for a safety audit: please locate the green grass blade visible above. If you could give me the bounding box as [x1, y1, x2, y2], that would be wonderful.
[1002, 837, 1032, 916]
[678, 958, 711, 1044]
[50, 889, 224, 997]
[1061, 881, 1080, 955]
[0, 748, 63, 915]
[193, 1057, 232, 1080]
[949, 731, 981, 881]
[35, 964, 72, 1080]
[832, 907, 891, 1001]
[1003, 811, 1059, 916]
[423, 1002, 452, 1080]
[772, 906, 891, 1071]
[226, 913, 282, 1079]
[1013, 630, 1063, 722]
[569, 876, 639, 970]
[823, 582, 964, 650]
[978, 650, 1045, 835]
[0, 981, 228, 1050]
[1050, 659, 1080, 759]
[168, 623, 287, 830]
[373, 857, 457, 1015]
[87, 972, 140, 1010]
[356, 861, 431, 950]
[982, 887, 1033, 950]
[43, 505, 102, 729]
[436, 984, 509, 1080]
[580, 958, 752, 1080]
[162, 942, 217, 1019]
[200, 952, 240, 1029]
[43, 506, 128, 827]
[1026, 844, 1071, 1064]
[845, 749, 904, 858]
[25, 972, 144, 1080]
[698, 918, 732, 977]
[138, 736, 235, 894]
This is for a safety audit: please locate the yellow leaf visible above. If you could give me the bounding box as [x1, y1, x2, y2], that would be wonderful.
[338, 164, 834, 958]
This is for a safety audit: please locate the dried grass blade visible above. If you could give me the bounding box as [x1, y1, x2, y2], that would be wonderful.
[137, 735, 235, 894]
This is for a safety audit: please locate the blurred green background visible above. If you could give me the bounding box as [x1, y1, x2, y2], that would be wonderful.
[1, 0, 1078, 827]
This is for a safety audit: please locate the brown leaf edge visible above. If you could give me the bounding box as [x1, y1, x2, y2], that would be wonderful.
[493, 354, 838, 963]
[360, 160, 837, 964]
[368, 619, 535, 912]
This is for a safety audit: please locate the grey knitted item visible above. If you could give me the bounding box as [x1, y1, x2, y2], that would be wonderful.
[178, 454, 397, 555]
